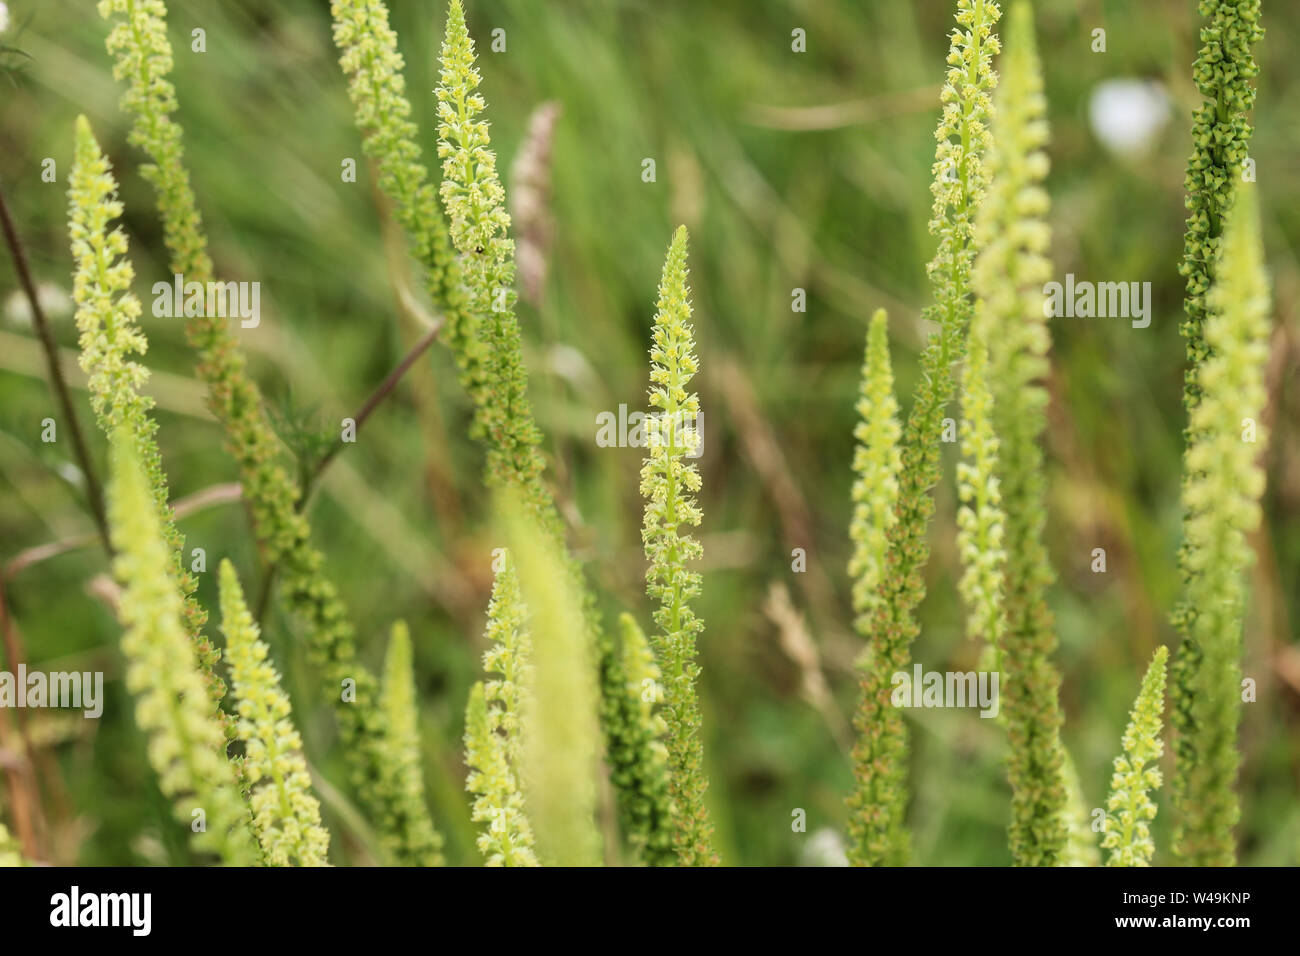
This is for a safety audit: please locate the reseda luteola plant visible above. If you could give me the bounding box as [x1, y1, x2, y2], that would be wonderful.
[218, 561, 331, 868]
[463, 558, 540, 866]
[106, 431, 259, 867]
[968, 1, 1069, 867]
[640, 226, 717, 866]
[67, 114, 226, 738]
[846, 0, 1000, 868]
[1170, 0, 1265, 867]
[330, 0, 686, 863]
[97, 0, 443, 867]
[1102, 647, 1168, 868]
[1172, 184, 1271, 867]
[2, 0, 1280, 870]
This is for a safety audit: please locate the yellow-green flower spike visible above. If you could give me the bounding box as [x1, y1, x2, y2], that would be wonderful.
[98, 0, 442, 864]
[67, 115, 226, 727]
[956, 328, 1005, 651]
[640, 226, 717, 867]
[846, 0, 1000, 867]
[464, 555, 539, 866]
[329, 0, 486, 424]
[463, 682, 539, 867]
[1172, 185, 1270, 867]
[377, 621, 445, 866]
[218, 560, 330, 867]
[107, 431, 257, 866]
[435, 0, 549, 523]
[970, 0, 1069, 867]
[1103, 646, 1169, 867]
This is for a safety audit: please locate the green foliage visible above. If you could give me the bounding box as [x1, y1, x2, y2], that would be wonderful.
[329, 0, 486, 422]
[1172, 186, 1270, 866]
[1170, 0, 1264, 867]
[217, 560, 330, 867]
[106, 431, 257, 866]
[970, 0, 1068, 867]
[601, 613, 676, 866]
[98, 0, 442, 865]
[640, 226, 716, 867]
[847, 308, 901, 630]
[66, 113, 225, 723]
[846, 0, 1001, 867]
[463, 558, 538, 866]
[1102, 646, 1168, 867]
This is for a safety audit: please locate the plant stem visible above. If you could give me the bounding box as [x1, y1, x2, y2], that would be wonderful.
[0, 182, 111, 553]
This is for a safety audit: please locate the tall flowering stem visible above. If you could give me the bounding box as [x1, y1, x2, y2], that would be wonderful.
[218, 560, 331, 867]
[1102, 647, 1168, 867]
[329, 0, 487, 421]
[67, 115, 226, 728]
[463, 557, 539, 866]
[970, 0, 1068, 867]
[107, 431, 257, 866]
[847, 0, 1001, 867]
[640, 226, 716, 866]
[1173, 185, 1270, 866]
[1170, 0, 1264, 865]
[97, 0, 442, 864]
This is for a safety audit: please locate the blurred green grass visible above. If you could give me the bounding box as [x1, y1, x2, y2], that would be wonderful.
[1, 0, 1297, 865]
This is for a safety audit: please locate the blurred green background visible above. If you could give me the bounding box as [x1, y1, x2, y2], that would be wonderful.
[1, 0, 1296, 865]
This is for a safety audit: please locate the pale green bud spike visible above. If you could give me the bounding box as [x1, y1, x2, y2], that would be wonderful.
[1172, 184, 1270, 866]
[969, 0, 1069, 867]
[639, 226, 717, 866]
[218, 560, 331, 867]
[847, 309, 901, 630]
[376, 621, 446, 866]
[500, 492, 603, 867]
[1102, 646, 1168, 867]
[107, 431, 257, 866]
